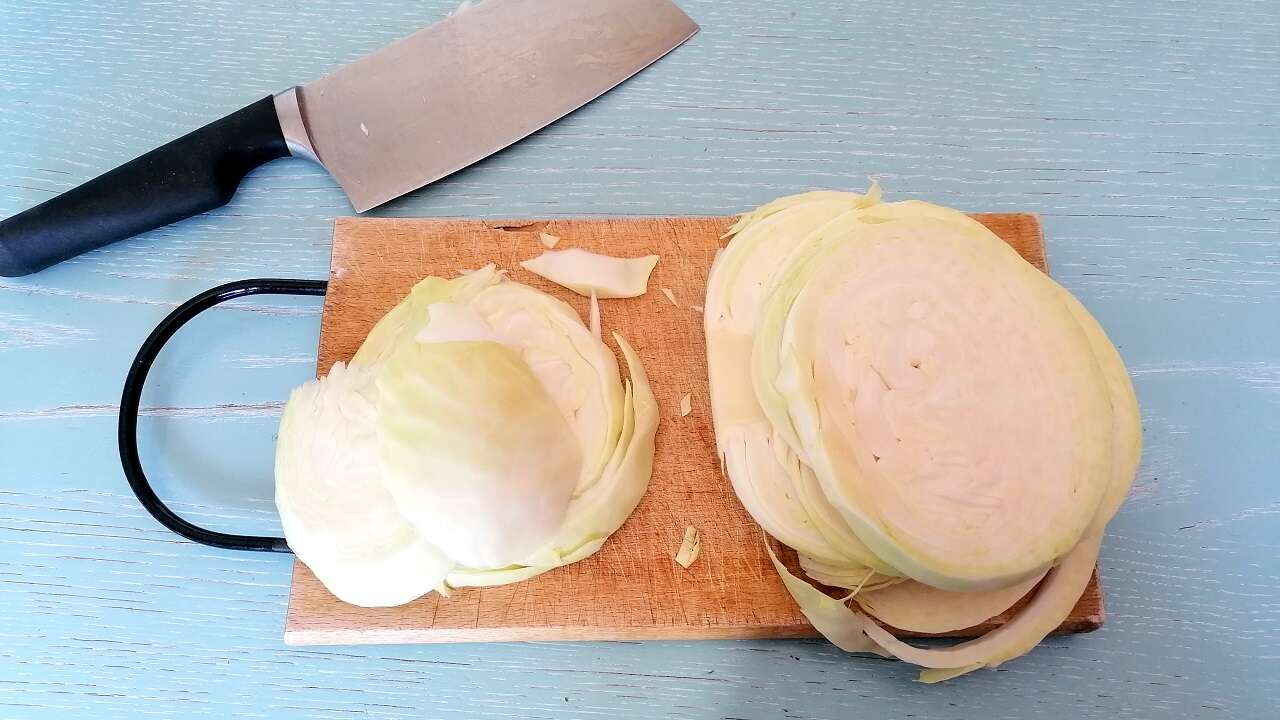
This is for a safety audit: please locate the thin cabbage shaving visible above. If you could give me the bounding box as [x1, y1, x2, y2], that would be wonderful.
[521, 248, 658, 299]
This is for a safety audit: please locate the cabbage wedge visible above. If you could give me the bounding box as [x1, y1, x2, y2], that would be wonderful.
[276, 265, 657, 606]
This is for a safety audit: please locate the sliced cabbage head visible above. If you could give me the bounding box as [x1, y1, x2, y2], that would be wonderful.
[376, 338, 582, 568]
[276, 266, 657, 605]
[754, 208, 1114, 591]
[705, 188, 895, 575]
[707, 187, 1141, 681]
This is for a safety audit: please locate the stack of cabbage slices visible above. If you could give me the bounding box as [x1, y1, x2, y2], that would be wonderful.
[705, 186, 1140, 681]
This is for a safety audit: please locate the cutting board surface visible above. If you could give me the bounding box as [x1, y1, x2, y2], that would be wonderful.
[284, 213, 1103, 646]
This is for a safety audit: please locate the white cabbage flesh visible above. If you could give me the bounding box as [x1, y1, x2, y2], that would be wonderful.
[276, 266, 657, 605]
[274, 362, 453, 607]
[377, 339, 581, 568]
[705, 189, 894, 575]
[520, 248, 659, 298]
[853, 289, 1141, 678]
[757, 211, 1114, 591]
[462, 280, 626, 494]
[706, 188, 1141, 680]
[445, 332, 658, 587]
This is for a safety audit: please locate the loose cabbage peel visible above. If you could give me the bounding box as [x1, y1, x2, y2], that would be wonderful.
[707, 188, 1141, 680]
[675, 526, 701, 568]
[764, 540, 885, 655]
[521, 248, 659, 299]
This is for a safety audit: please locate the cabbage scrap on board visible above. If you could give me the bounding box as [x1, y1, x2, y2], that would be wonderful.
[276, 265, 658, 607]
[705, 187, 1141, 681]
[520, 248, 659, 299]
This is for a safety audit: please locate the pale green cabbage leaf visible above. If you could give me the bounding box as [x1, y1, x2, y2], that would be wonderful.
[274, 362, 454, 607]
[276, 266, 657, 605]
[520, 248, 659, 299]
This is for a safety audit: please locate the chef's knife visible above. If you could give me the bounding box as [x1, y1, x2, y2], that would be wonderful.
[0, 0, 697, 277]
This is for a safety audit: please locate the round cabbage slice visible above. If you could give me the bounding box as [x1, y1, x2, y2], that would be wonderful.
[756, 211, 1114, 591]
[851, 291, 1142, 679]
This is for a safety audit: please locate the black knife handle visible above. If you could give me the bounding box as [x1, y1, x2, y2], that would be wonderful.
[0, 95, 289, 277]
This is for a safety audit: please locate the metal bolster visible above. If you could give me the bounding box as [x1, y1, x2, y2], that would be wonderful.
[273, 87, 321, 164]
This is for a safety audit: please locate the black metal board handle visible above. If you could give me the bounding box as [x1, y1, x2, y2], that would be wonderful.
[118, 278, 327, 553]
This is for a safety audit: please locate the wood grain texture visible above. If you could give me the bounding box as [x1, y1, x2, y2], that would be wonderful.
[1, 0, 1277, 717]
[284, 212, 1101, 645]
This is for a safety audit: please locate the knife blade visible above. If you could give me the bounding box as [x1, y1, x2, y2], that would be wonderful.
[289, 0, 699, 212]
[0, 0, 698, 277]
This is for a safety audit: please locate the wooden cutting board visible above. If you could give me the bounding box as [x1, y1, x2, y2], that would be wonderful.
[283, 213, 1104, 646]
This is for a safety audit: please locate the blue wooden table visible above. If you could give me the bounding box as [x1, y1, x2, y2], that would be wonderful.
[2, 0, 1277, 717]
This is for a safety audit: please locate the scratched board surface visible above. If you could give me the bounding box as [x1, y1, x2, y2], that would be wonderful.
[285, 212, 1103, 644]
[1, 0, 1277, 718]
